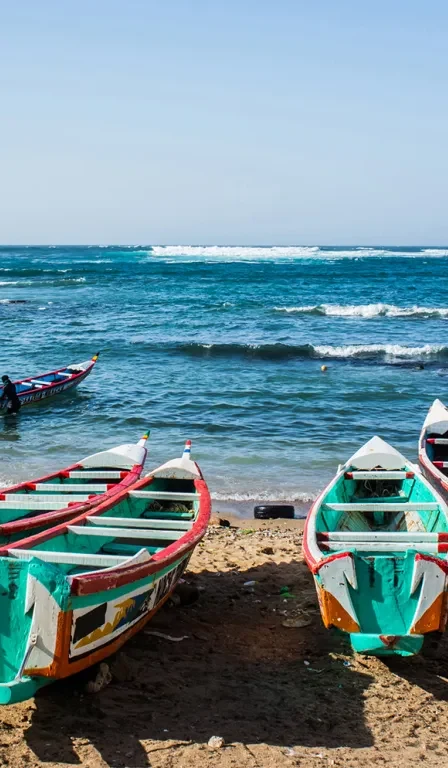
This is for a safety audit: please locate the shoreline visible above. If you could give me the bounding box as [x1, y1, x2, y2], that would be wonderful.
[212, 500, 311, 520]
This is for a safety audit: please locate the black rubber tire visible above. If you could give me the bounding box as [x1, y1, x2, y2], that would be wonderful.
[254, 504, 295, 520]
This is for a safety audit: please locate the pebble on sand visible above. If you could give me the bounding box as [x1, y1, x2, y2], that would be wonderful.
[208, 736, 225, 749]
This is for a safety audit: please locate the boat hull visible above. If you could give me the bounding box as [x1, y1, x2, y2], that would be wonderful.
[304, 436, 448, 657]
[0, 448, 210, 704]
[0, 354, 98, 412]
[0, 552, 191, 704]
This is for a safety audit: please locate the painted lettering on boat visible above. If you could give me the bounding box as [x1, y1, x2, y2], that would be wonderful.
[69, 558, 188, 659]
[18, 380, 79, 405]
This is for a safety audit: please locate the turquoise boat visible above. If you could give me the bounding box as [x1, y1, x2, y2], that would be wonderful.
[303, 436, 448, 657]
[0, 440, 210, 704]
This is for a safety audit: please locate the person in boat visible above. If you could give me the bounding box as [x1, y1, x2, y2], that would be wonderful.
[0, 375, 21, 415]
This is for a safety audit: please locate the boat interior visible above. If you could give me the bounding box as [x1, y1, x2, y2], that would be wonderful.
[316, 467, 448, 554]
[425, 431, 448, 477]
[0, 466, 132, 527]
[15, 367, 82, 393]
[6, 476, 199, 577]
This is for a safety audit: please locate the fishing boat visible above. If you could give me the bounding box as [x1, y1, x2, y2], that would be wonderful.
[0, 432, 149, 543]
[303, 436, 448, 657]
[0, 353, 99, 411]
[419, 399, 448, 500]
[0, 440, 210, 704]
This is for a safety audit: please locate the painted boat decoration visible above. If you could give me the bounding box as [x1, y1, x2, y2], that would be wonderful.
[0, 440, 210, 704]
[419, 399, 448, 500]
[0, 432, 149, 543]
[0, 353, 100, 411]
[303, 436, 448, 657]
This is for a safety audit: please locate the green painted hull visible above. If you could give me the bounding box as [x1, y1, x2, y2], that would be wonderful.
[0, 444, 210, 703]
[304, 437, 448, 656]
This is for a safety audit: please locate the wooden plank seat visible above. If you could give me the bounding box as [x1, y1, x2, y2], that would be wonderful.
[0, 499, 82, 511]
[433, 462, 448, 469]
[67, 525, 183, 541]
[325, 502, 439, 512]
[101, 543, 162, 557]
[35, 483, 109, 493]
[320, 541, 444, 553]
[69, 470, 124, 480]
[142, 510, 194, 520]
[129, 490, 199, 502]
[318, 531, 442, 542]
[4, 493, 91, 504]
[86, 515, 193, 530]
[344, 471, 414, 480]
[29, 380, 50, 387]
[427, 438, 448, 445]
[9, 549, 128, 567]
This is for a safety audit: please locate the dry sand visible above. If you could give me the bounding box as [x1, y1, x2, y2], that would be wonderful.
[1, 514, 448, 767]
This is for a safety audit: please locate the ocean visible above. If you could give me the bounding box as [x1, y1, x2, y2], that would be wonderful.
[1, 245, 448, 517]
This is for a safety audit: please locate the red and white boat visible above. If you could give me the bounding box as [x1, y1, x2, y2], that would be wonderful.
[0, 432, 149, 542]
[419, 399, 448, 500]
[0, 353, 100, 412]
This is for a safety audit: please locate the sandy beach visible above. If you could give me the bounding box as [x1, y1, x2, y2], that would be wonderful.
[0, 514, 446, 767]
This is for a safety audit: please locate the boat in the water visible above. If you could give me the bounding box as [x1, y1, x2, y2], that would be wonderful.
[0, 440, 210, 704]
[303, 436, 448, 657]
[0, 353, 100, 411]
[0, 432, 149, 543]
[419, 399, 448, 500]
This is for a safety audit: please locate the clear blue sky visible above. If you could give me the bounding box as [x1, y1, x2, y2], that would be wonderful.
[1, 0, 447, 245]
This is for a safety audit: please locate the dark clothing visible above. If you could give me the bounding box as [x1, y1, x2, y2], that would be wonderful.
[1, 380, 21, 414]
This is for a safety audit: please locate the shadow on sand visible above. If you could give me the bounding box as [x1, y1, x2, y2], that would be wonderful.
[25, 559, 375, 766]
[385, 632, 448, 702]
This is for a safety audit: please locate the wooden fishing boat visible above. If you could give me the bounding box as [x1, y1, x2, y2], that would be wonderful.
[419, 399, 448, 500]
[303, 436, 448, 657]
[0, 353, 99, 411]
[0, 432, 149, 543]
[0, 440, 210, 704]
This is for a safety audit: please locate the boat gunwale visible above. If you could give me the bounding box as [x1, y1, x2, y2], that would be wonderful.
[10, 356, 98, 395]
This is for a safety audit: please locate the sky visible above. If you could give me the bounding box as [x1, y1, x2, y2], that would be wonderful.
[0, 0, 447, 245]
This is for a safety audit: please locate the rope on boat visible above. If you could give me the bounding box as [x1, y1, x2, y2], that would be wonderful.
[145, 631, 189, 642]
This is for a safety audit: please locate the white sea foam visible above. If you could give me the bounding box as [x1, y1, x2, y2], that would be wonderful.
[150, 245, 320, 259]
[211, 491, 317, 503]
[275, 304, 448, 318]
[149, 245, 448, 260]
[314, 343, 445, 359]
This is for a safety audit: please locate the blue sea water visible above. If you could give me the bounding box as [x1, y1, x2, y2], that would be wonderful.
[1, 244, 448, 516]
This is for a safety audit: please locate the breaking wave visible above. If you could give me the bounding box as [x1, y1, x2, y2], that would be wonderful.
[148, 245, 448, 261]
[150, 245, 320, 259]
[275, 304, 448, 319]
[170, 341, 448, 362]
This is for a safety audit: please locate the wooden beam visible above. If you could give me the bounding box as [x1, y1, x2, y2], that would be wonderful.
[86, 516, 193, 530]
[129, 490, 199, 501]
[68, 525, 183, 540]
[325, 502, 439, 512]
[35, 483, 108, 493]
[69, 470, 123, 479]
[9, 549, 128, 567]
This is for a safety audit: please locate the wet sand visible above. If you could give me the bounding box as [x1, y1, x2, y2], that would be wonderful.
[1, 515, 448, 767]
